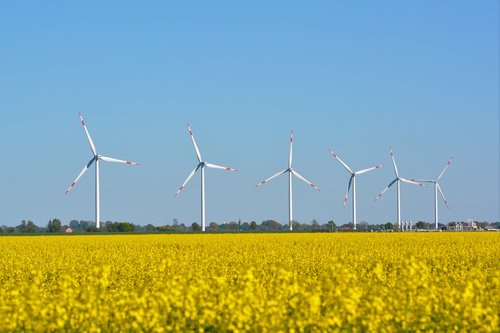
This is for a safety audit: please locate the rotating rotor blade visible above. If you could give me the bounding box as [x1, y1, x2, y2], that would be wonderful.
[437, 157, 453, 181]
[187, 124, 202, 162]
[355, 164, 384, 175]
[291, 170, 320, 191]
[175, 165, 201, 197]
[100, 155, 140, 165]
[400, 177, 425, 187]
[437, 183, 450, 208]
[205, 162, 237, 172]
[79, 113, 97, 156]
[411, 179, 435, 183]
[344, 175, 354, 207]
[65, 158, 96, 194]
[256, 169, 288, 187]
[288, 130, 293, 168]
[328, 149, 353, 174]
[389, 147, 399, 177]
[375, 178, 398, 201]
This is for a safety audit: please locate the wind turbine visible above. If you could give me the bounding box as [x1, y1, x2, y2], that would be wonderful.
[413, 157, 453, 230]
[175, 124, 237, 232]
[328, 149, 384, 230]
[374, 147, 425, 230]
[65, 113, 139, 229]
[256, 131, 320, 231]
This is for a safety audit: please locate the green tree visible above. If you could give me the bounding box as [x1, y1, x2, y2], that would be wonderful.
[144, 224, 157, 232]
[262, 220, 280, 231]
[47, 219, 62, 233]
[104, 222, 135, 232]
[327, 220, 337, 232]
[191, 222, 201, 232]
[209, 222, 219, 231]
[250, 221, 257, 230]
[105, 221, 114, 232]
[115, 222, 135, 232]
[86, 225, 100, 232]
[228, 221, 238, 231]
[19, 220, 38, 233]
[416, 221, 427, 230]
[311, 219, 320, 230]
[384, 222, 394, 231]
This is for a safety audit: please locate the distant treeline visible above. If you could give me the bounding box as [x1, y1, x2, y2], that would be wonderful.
[1, 219, 499, 234]
[0, 219, 135, 234]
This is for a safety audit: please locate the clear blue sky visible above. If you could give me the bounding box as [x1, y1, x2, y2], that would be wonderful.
[0, 1, 498, 227]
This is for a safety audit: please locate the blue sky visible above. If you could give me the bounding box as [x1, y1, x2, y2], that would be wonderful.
[0, 1, 498, 227]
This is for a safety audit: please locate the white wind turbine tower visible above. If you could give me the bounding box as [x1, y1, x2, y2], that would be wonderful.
[328, 149, 384, 230]
[374, 147, 425, 230]
[413, 157, 453, 230]
[256, 131, 320, 231]
[65, 113, 140, 229]
[175, 124, 237, 232]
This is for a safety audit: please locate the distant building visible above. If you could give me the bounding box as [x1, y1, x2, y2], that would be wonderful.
[447, 219, 478, 231]
[463, 219, 477, 231]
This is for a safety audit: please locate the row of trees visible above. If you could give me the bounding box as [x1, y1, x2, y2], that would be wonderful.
[2, 219, 338, 233]
[143, 220, 500, 232]
[0, 219, 135, 233]
[1, 219, 499, 234]
[67, 220, 135, 232]
[142, 219, 340, 233]
[0, 219, 62, 234]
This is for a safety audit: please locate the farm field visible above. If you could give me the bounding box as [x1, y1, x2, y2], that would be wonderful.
[0, 233, 498, 332]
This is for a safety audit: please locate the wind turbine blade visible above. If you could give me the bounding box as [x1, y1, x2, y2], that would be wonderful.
[355, 164, 384, 175]
[256, 169, 288, 187]
[400, 177, 426, 187]
[100, 156, 140, 165]
[79, 113, 97, 156]
[291, 170, 320, 190]
[375, 178, 397, 201]
[288, 130, 293, 168]
[411, 179, 435, 183]
[187, 124, 202, 162]
[437, 157, 453, 181]
[65, 158, 95, 194]
[175, 165, 200, 197]
[344, 175, 354, 207]
[205, 162, 237, 171]
[437, 183, 450, 208]
[328, 149, 353, 174]
[389, 147, 399, 177]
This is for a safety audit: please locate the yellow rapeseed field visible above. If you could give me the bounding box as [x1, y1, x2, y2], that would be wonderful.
[0, 233, 498, 332]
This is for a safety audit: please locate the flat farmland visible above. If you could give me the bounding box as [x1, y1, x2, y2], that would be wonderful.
[0, 233, 498, 332]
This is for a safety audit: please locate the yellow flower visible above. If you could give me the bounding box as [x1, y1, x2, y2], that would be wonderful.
[0, 233, 498, 331]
